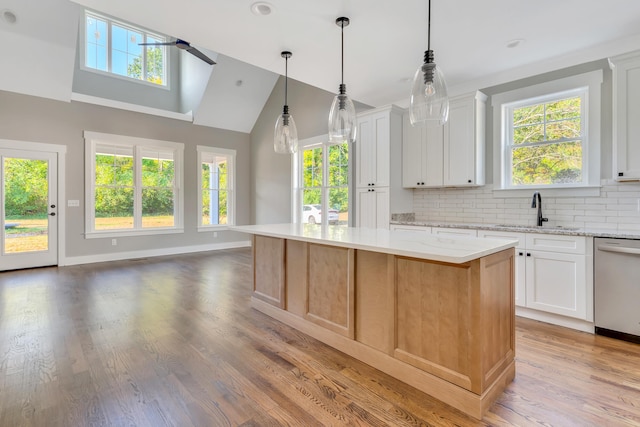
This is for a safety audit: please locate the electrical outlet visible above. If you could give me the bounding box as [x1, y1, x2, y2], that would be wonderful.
[111, 239, 117, 246]
[213, 231, 218, 238]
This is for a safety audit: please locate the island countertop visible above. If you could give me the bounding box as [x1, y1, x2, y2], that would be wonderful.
[231, 223, 517, 264]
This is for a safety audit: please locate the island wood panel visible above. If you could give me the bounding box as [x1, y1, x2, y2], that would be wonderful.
[394, 256, 475, 391]
[355, 250, 395, 354]
[305, 243, 355, 339]
[252, 235, 285, 308]
[285, 239, 307, 317]
[476, 249, 515, 391]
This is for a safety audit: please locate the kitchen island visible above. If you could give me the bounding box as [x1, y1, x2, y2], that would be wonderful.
[231, 224, 517, 419]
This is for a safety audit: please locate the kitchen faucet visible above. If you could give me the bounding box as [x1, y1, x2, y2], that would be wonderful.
[531, 191, 548, 227]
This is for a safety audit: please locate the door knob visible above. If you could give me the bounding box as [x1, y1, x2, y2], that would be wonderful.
[50, 204, 56, 208]
[49, 212, 56, 216]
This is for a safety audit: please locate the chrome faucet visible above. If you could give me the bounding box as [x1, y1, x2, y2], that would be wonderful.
[531, 192, 548, 227]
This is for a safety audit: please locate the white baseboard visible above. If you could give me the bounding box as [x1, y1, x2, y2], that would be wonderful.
[61, 240, 251, 266]
[516, 306, 595, 333]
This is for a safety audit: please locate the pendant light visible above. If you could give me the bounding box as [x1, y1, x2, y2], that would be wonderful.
[409, 0, 449, 126]
[328, 17, 357, 144]
[274, 51, 298, 154]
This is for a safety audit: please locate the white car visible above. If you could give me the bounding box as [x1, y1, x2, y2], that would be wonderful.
[302, 204, 339, 224]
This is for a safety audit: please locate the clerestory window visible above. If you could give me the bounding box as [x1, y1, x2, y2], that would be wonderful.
[84, 11, 167, 86]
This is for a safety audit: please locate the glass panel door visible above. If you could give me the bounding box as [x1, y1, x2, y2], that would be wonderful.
[1, 149, 57, 271]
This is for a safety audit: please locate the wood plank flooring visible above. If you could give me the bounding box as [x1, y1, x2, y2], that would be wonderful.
[1, 248, 639, 426]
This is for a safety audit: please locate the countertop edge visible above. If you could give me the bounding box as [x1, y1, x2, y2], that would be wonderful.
[390, 221, 640, 239]
[230, 224, 518, 264]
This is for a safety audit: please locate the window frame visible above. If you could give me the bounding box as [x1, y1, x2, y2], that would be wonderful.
[84, 131, 184, 238]
[492, 70, 602, 194]
[197, 146, 236, 231]
[82, 10, 169, 88]
[293, 135, 351, 226]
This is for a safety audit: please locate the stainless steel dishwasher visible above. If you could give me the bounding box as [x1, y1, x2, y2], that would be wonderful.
[595, 237, 640, 344]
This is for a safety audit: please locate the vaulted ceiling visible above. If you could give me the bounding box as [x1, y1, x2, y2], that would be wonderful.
[2, 0, 640, 133]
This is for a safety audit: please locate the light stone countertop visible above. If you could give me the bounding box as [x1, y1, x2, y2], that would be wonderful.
[390, 220, 640, 239]
[231, 223, 518, 264]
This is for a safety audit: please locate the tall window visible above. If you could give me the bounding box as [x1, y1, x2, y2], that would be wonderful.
[493, 70, 602, 190]
[85, 132, 183, 237]
[295, 137, 350, 226]
[198, 147, 235, 228]
[84, 11, 167, 86]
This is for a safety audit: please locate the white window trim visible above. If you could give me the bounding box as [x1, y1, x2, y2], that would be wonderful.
[293, 134, 350, 226]
[491, 70, 602, 195]
[84, 131, 184, 238]
[81, 10, 170, 90]
[197, 146, 236, 231]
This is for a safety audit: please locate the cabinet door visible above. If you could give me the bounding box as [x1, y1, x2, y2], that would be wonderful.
[356, 114, 375, 187]
[611, 52, 640, 180]
[402, 113, 425, 188]
[356, 111, 390, 187]
[525, 251, 587, 319]
[444, 97, 475, 186]
[356, 188, 389, 229]
[424, 124, 444, 186]
[374, 187, 390, 229]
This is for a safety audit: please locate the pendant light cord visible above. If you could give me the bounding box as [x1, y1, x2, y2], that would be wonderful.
[427, 0, 431, 51]
[341, 20, 345, 85]
[284, 55, 288, 106]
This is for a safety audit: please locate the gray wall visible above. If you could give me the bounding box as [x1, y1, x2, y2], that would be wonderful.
[250, 76, 371, 225]
[0, 90, 250, 260]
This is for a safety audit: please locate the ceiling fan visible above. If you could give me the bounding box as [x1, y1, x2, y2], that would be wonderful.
[139, 39, 216, 65]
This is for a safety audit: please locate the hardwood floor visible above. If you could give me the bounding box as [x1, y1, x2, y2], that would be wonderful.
[1, 248, 639, 426]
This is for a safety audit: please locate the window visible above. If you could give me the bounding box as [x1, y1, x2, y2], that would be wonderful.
[198, 147, 235, 229]
[84, 11, 167, 86]
[294, 136, 350, 226]
[493, 70, 602, 191]
[84, 131, 183, 237]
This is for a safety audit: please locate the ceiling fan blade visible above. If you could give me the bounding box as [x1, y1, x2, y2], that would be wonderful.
[185, 46, 216, 65]
[139, 42, 174, 46]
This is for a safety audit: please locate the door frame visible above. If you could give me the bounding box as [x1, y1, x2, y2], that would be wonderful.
[0, 139, 66, 267]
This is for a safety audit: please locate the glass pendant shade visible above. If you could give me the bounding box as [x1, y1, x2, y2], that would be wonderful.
[328, 17, 357, 144]
[409, 59, 449, 126]
[328, 86, 357, 144]
[274, 51, 298, 154]
[274, 107, 298, 154]
[409, 0, 449, 126]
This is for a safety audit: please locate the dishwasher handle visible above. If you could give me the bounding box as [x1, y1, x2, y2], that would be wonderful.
[598, 244, 640, 256]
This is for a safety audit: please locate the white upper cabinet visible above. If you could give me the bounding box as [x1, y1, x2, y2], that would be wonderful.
[610, 50, 640, 181]
[402, 91, 486, 188]
[402, 114, 444, 187]
[356, 110, 391, 188]
[444, 91, 487, 186]
[355, 105, 412, 229]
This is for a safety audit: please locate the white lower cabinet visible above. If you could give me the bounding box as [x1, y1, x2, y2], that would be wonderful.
[356, 188, 389, 229]
[478, 230, 593, 327]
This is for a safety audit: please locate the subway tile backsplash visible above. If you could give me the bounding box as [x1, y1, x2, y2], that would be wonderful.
[412, 179, 640, 231]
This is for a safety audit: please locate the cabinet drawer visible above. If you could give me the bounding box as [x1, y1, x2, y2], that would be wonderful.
[390, 225, 432, 233]
[432, 227, 478, 237]
[477, 230, 526, 247]
[526, 234, 586, 254]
